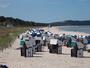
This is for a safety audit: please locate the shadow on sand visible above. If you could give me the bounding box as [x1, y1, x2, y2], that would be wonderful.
[34, 53, 43, 55]
[82, 56, 90, 58]
[61, 53, 71, 55]
[33, 55, 42, 58]
[15, 47, 21, 50]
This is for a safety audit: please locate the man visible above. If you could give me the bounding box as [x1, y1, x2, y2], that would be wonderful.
[25, 35, 33, 57]
[57, 40, 63, 54]
[20, 36, 26, 57]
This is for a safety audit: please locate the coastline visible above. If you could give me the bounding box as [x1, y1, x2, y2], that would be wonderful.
[43, 26, 90, 36]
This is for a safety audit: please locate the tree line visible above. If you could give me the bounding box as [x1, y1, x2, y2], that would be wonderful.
[50, 20, 90, 26]
[0, 16, 90, 27]
[0, 16, 48, 27]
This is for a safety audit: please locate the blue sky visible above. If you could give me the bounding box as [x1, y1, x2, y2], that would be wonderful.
[0, 0, 90, 23]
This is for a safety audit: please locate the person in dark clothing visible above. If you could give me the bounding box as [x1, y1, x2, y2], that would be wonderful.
[74, 44, 78, 50]
[71, 43, 78, 57]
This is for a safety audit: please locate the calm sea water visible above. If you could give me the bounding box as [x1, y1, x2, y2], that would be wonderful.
[59, 26, 90, 34]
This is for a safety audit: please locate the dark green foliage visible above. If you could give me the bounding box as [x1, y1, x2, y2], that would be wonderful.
[50, 20, 90, 26]
[0, 16, 48, 27]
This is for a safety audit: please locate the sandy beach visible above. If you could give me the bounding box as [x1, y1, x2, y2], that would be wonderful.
[0, 26, 90, 68]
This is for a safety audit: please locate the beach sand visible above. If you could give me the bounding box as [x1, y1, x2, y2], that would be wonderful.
[0, 26, 90, 68]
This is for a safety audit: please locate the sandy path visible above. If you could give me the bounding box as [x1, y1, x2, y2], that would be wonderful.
[0, 27, 90, 68]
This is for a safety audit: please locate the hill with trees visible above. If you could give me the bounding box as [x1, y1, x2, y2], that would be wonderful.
[0, 16, 90, 27]
[50, 20, 90, 26]
[0, 16, 48, 27]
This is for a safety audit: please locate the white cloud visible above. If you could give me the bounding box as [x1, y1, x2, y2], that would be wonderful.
[0, 3, 11, 8]
[0, 0, 11, 8]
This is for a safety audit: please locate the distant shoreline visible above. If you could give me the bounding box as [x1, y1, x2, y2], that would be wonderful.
[58, 26, 90, 34]
[43, 26, 90, 36]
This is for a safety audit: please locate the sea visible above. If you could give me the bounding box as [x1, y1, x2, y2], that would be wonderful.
[59, 26, 90, 34]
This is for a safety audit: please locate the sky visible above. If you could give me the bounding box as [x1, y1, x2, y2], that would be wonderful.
[0, 0, 90, 23]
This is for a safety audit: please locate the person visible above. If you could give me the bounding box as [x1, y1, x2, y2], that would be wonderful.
[57, 40, 63, 54]
[25, 35, 33, 57]
[67, 37, 72, 47]
[62, 34, 66, 42]
[20, 37, 26, 57]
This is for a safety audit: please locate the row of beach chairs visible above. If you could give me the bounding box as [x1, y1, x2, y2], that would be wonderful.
[20, 28, 90, 58]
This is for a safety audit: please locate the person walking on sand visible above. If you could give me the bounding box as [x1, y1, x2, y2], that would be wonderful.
[25, 35, 33, 57]
[20, 36, 26, 57]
